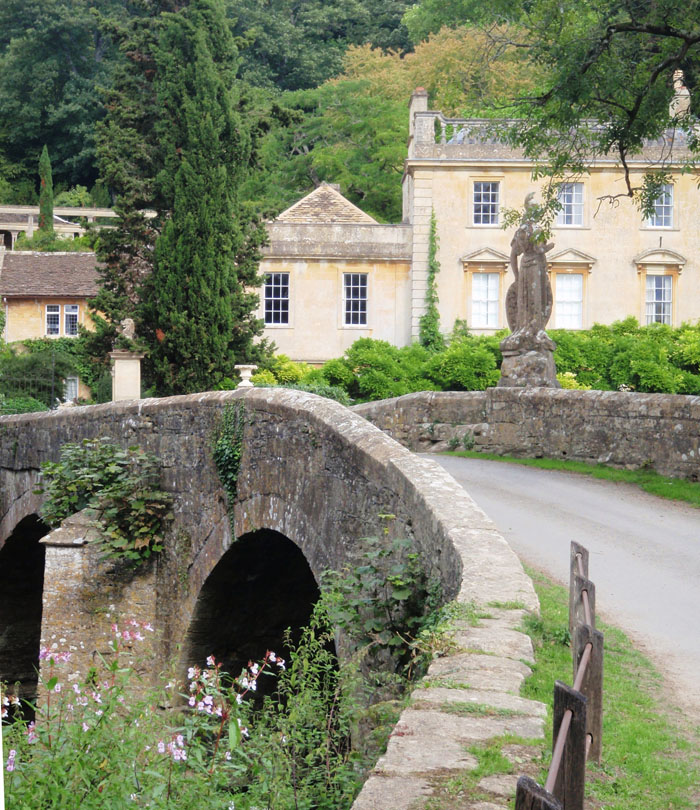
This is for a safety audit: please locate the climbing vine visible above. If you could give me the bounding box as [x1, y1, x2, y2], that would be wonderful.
[212, 401, 246, 512]
[418, 209, 445, 352]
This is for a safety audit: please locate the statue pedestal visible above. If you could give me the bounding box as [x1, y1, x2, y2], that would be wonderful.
[498, 349, 560, 388]
[110, 351, 144, 401]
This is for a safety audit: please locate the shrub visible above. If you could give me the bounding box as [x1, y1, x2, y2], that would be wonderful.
[425, 340, 500, 391]
[556, 371, 591, 390]
[0, 395, 49, 415]
[39, 439, 172, 562]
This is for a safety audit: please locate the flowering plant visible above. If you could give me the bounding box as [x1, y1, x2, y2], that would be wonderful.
[2, 621, 287, 809]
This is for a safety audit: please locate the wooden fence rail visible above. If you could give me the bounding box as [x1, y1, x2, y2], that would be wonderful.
[516, 542, 604, 810]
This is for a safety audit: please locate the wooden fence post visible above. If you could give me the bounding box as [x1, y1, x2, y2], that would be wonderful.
[552, 682, 587, 810]
[515, 776, 562, 810]
[569, 543, 589, 633]
[571, 575, 596, 631]
[573, 624, 604, 763]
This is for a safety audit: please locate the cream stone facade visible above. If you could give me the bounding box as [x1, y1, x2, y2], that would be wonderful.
[404, 89, 700, 340]
[258, 185, 413, 363]
[263, 91, 700, 362]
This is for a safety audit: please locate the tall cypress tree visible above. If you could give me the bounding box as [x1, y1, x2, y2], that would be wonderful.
[38, 145, 54, 233]
[89, 0, 267, 395]
[139, 0, 266, 394]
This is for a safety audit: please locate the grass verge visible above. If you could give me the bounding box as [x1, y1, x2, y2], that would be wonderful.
[523, 566, 700, 810]
[444, 450, 700, 508]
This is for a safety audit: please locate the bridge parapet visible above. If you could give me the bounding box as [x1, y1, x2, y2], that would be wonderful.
[1, 389, 542, 807]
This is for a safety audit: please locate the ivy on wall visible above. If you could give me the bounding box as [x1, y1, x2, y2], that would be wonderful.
[418, 209, 445, 352]
[212, 401, 246, 518]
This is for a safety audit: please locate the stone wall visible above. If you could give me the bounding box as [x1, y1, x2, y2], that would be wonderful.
[0, 388, 500, 672]
[0, 389, 545, 809]
[353, 387, 700, 479]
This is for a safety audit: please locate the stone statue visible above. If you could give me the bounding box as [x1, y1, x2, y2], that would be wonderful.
[498, 194, 560, 387]
[118, 318, 136, 341]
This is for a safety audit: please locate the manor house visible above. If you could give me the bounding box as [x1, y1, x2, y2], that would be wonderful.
[3, 90, 699, 367]
[258, 89, 700, 363]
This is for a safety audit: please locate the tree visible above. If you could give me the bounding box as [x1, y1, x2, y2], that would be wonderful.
[89, 0, 268, 396]
[139, 0, 267, 394]
[402, 0, 700, 213]
[38, 145, 54, 234]
[0, 0, 119, 192]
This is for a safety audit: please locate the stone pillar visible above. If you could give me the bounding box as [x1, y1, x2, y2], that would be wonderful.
[39, 511, 158, 694]
[110, 350, 144, 401]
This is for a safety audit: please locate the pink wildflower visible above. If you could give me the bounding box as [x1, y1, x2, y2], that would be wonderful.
[6, 749, 16, 772]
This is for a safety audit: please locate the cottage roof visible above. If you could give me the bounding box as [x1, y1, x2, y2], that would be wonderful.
[276, 183, 377, 224]
[0, 252, 99, 298]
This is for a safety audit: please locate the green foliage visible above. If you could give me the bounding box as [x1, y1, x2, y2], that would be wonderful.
[230, 0, 412, 92]
[54, 185, 93, 207]
[0, 0, 114, 193]
[245, 79, 407, 222]
[323, 535, 443, 674]
[212, 401, 246, 510]
[91, 0, 270, 396]
[556, 371, 591, 390]
[419, 210, 445, 352]
[503, 1, 700, 211]
[136, 0, 267, 395]
[252, 601, 364, 807]
[402, 0, 524, 42]
[39, 439, 172, 562]
[0, 345, 77, 407]
[19, 337, 104, 398]
[14, 232, 97, 252]
[0, 394, 49, 415]
[551, 320, 700, 394]
[425, 339, 501, 391]
[38, 145, 54, 233]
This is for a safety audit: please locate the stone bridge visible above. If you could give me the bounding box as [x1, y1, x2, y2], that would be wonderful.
[0, 388, 541, 809]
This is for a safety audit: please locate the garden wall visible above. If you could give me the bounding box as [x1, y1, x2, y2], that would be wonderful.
[353, 387, 700, 480]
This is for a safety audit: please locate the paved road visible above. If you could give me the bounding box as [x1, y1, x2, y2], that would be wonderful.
[432, 455, 700, 714]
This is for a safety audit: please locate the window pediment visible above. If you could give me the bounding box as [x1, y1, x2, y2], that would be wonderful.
[548, 248, 596, 270]
[634, 247, 686, 273]
[461, 247, 510, 271]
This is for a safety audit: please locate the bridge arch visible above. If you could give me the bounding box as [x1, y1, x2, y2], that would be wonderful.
[0, 513, 49, 710]
[0, 389, 465, 676]
[182, 527, 320, 681]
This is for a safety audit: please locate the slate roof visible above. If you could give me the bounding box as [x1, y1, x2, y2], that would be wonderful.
[0, 252, 99, 298]
[277, 183, 377, 224]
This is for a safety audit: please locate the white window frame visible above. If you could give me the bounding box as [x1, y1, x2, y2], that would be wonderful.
[64, 304, 79, 337]
[645, 274, 672, 325]
[343, 273, 368, 327]
[556, 183, 584, 226]
[64, 376, 79, 402]
[647, 184, 673, 228]
[46, 304, 60, 336]
[471, 272, 500, 328]
[263, 272, 290, 326]
[554, 273, 584, 329]
[473, 181, 500, 226]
